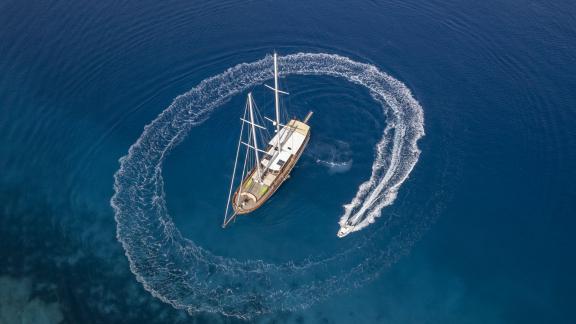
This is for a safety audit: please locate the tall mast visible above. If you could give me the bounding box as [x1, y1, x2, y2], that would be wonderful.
[248, 92, 262, 182]
[273, 52, 282, 152]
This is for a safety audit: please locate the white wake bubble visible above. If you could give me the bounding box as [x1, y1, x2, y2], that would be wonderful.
[111, 53, 425, 318]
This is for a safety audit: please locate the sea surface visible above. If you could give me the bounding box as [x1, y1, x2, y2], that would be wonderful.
[1, 0, 575, 323]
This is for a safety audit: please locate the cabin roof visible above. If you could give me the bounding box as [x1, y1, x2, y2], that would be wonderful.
[260, 119, 308, 171]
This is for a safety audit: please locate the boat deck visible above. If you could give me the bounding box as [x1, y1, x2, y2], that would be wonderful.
[235, 164, 284, 210]
[232, 119, 310, 214]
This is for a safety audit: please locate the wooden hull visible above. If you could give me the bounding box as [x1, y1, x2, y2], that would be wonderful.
[232, 130, 310, 215]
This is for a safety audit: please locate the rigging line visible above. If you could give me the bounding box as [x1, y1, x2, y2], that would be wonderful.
[222, 211, 238, 228]
[252, 96, 266, 129]
[255, 100, 271, 138]
[252, 99, 271, 148]
[223, 100, 249, 227]
[239, 120, 251, 202]
[228, 122, 251, 225]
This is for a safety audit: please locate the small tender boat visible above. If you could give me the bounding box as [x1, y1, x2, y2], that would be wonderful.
[337, 224, 354, 238]
[222, 53, 313, 228]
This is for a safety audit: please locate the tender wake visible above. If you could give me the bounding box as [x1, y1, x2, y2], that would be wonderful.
[338, 76, 425, 234]
[111, 53, 425, 318]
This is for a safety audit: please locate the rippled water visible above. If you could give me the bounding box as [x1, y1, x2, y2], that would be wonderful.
[110, 53, 429, 318]
[1, 0, 575, 322]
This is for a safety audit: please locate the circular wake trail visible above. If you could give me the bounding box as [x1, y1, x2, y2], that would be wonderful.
[111, 53, 425, 318]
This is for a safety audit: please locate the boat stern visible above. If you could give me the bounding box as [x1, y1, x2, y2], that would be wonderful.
[232, 191, 258, 214]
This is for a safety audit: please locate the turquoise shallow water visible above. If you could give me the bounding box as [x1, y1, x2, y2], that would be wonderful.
[1, 0, 575, 322]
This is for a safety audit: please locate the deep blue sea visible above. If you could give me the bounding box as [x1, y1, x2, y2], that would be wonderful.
[1, 0, 575, 323]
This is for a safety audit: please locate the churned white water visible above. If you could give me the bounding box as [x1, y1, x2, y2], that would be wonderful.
[111, 53, 425, 318]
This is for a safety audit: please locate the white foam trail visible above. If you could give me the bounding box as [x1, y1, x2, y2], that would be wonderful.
[111, 53, 425, 318]
[336, 75, 424, 236]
